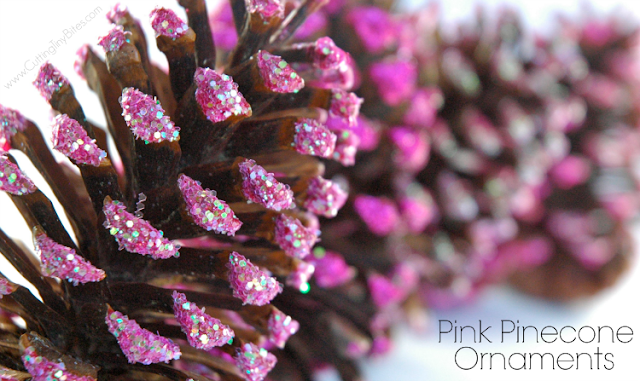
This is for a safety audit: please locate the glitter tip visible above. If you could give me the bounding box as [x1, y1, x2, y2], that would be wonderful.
[235, 343, 277, 381]
[274, 214, 318, 259]
[150, 7, 189, 39]
[106, 3, 129, 23]
[194, 67, 252, 123]
[293, 118, 336, 158]
[120, 88, 180, 143]
[34, 232, 106, 286]
[354, 195, 399, 236]
[311, 37, 347, 70]
[226, 252, 282, 306]
[256, 51, 304, 93]
[368, 274, 404, 308]
[238, 159, 294, 211]
[267, 309, 300, 349]
[0, 105, 27, 152]
[303, 176, 348, 218]
[0, 277, 17, 298]
[52, 115, 107, 167]
[369, 59, 418, 106]
[309, 249, 356, 288]
[331, 128, 360, 166]
[177, 174, 242, 236]
[105, 307, 181, 365]
[33, 62, 70, 101]
[387, 126, 430, 173]
[102, 198, 180, 259]
[330, 90, 363, 126]
[248, 0, 284, 20]
[22, 344, 97, 381]
[98, 25, 131, 52]
[285, 260, 315, 292]
[172, 291, 235, 350]
[0, 156, 36, 196]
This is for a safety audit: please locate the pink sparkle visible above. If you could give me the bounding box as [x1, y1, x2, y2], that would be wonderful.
[238, 159, 294, 211]
[368, 274, 403, 308]
[106, 307, 181, 364]
[34, 233, 105, 286]
[177, 174, 242, 236]
[403, 88, 443, 129]
[267, 309, 299, 349]
[0, 277, 16, 298]
[235, 343, 277, 381]
[256, 51, 304, 93]
[106, 3, 129, 23]
[194, 67, 252, 123]
[308, 249, 355, 288]
[150, 7, 189, 39]
[74, 45, 90, 80]
[209, 1, 238, 50]
[303, 176, 348, 218]
[0, 156, 36, 196]
[310, 37, 348, 70]
[172, 291, 235, 350]
[330, 90, 362, 127]
[33, 62, 70, 101]
[103, 198, 180, 259]
[331, 128, 360, 166]
[248, 0, 284, 19]
[285, 260, 315, 292]
[387, 126, 430, 173]
[98, 25, 131, 52]
[346, 6, 399, 53]
[398, 187, 437, 233]
[22, 345, 96, 381]
[351, 116, 380, 151]
[0, 105, 27, 152]
[293, 118, 336, 158]
[369, 59, 417, 106]
[226, 252, 282, 306]
[354, 195, 399, 236]
[119, 88, 180, 143]
[274, 214, 317, 259]
[52, 115, 107, 167]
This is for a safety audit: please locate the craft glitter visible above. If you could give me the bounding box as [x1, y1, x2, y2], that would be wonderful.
[119, 87, 181, 143]
[0, 105, 27, 152]
[234, 343, 277, 381]
[302, 176, 348, 218]
[0, 156, 36, 196]
[21, 345, 96, 381]
[194, 67, 252, 123]
[267, 309, 300, 348]
[238, 159, 294, 211]
[98, 25, 131, 52]
[310, 37, 347, 70]
[52, 114, 107, 166]
[150, 7, 190, 39]
[329, 90, 363, 127]
[248, 0, 284, 20]
[273, 213, 318, 259]
[172, 291, 235, 350]
[33, 62, 70, 101]
[226, 252, 282, 306]
[293, 118, 336, 158]
[0, 277, 16, 298]
[256, 51, 304, 93]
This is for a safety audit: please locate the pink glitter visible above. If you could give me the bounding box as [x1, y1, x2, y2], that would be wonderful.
[150, 7, 189, 39]
[351, 116, 380, 151]
[285, 260, 315, 292]
[329, 90, 362, 127]
[34, 233, 105, 286]
[172, 291, 235, 350]
[368, 274, 403, 308]
[238, 159, 294, 211]
[119, 88, 181, 143]
[353, 195, 399, 236]
[177, 174, 242, 236]
[248, 0, 284, 20]
[103, 198, 180, 259]
[52, 114, 107, 167]
[256, 51, 304, 93]
[398, 187, 437, 233]
[310, 37, 347, 70]
[0, 156, 36, 196]
[74, 45, 90, 80]
[274, 214, 317, 259]
[234, 343, 277, 381]
[369, 59, 417, 106]
[105, 307, 181, 364]
[98, 25, 131, 52]
[33, 62, 70, 101]
[332, 128, 360, 166]
[106, 3, 129, 23]
[308, 248, 355, 288]
[346, 6, 398, 54]
[22, 345, 96, 381]
[293, 118, 336, 158]
[387, 126, 430, 173]
[302, 176, 348, 218]
[209, 2, 238, 50]
[267, 309, 299, 348]
[226, 252, 282, 306]
[549, 155, 591, 189]
[0, 277, 16, 298]
[0, 105, 27, 152]
[194, 67, 252, 123]
[403, 88, 443, 129]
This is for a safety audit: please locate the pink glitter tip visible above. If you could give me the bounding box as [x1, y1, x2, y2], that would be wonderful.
[330, 90, 363, 126]
[248, 0, 284, 20]
[177, 174, 242, 236]
[346, 6, 398, 54]
[106, 3, 129, 23]
[369, 59, 417, 106]
[150, 7, 189, 39]
[238, 159, 294, 211]
[303, 176, 348, 218]
[387, 126, 430, 173]
[354, 195, 399, 236]
[106, 307, 181, 364]
[293, 118, 336, 158]
[172, 291, 235, 350]
[267, 309, 300, 348]
[103, 198, 180, 259]
[368, 274, 403, 308]
[285, 260, 315, 292]
[98, 25, 131, 52]
[332, 128, 360, 166]
[194, 68, 252, 123]
[0, 277, 17, 298]
[309, 248, 355, 288]
[256, 51, 304, 93]
[0, 156, 36, 196]
[119, 88, 180, 143]
[311, 37, 347, 70]
[274, 214, 318, 259]
[0, 105, 27, 152]
[226, 252, 282, 306]
[74, 45, 90, 80]
[22, 345, 96, 381]
[34, 232, 105, 286]
[52, 115, 107, 167]
[235, 343, 277, 381]
[33, 62, 70, 101]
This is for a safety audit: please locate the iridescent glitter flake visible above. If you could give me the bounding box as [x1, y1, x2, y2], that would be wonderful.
[267, 309, 299, 349]
[273, 214, 317, 259]
[150, 7, 189, 39]
[34, 232, 106, 286]
[0, 277, 17, 298]
[354, 195, 399, 236]
[302, 176, 348, 218]
[234, 343, 277, 381]
[310, 37, 347, 70]
[293, 118, 336, 158]
[105, 307, 181, 365]
[226, 252, 282, 306]
[256, 51, 304, 93]
[0, 105, 27, 152]
[98, 25, 131, 52]
[102, 198, 180, 259]
[248, 0, 284, 20]
[52, 114, 107, 167]
[330, 90, 363, 127]
[194, 67, 252, 123]
[33, 62, 70, 101]
[177, 174, 242, 236]
[0, 156, 36, 196]
[172, 291, 235, 350]
[22, 345, 96, 381]
[119, 88, 180, 143]
[238, 159, 294, 211]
